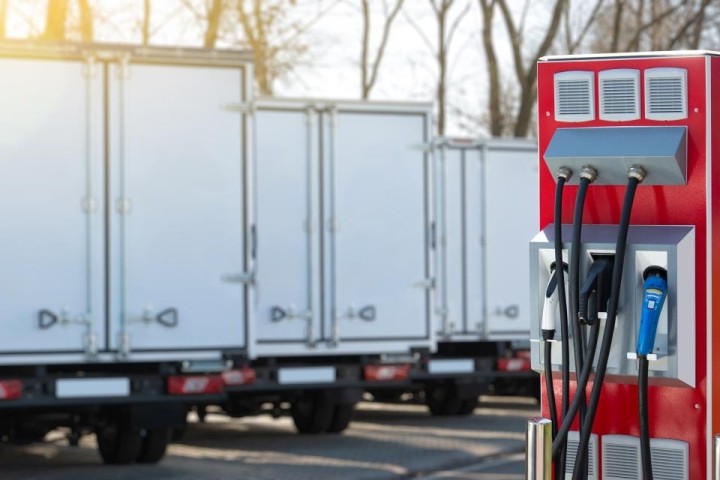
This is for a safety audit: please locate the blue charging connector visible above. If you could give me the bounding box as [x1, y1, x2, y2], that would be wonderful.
[636, 267, 668, 356]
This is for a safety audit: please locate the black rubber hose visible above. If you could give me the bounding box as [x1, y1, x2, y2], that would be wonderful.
[570, 177, 590, 478]
[544, 341, 558, 440]
[572, 176, 640, 479]
[570, 178, 590, 417]
[639, 355, 653, 480]
[554, 177, 570, 479]
[551, 319, 601, 457]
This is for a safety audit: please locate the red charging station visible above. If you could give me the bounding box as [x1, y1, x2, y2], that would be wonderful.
[530, 52, 720, 479]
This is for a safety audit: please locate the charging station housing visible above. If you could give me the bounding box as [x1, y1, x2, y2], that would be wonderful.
[533, 51, 720, 478]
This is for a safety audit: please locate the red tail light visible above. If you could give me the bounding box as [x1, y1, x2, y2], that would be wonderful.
[221, 367, 256, 386]
[497, 358, 531, 372]
[364, 364, 411, 382]
[167, 375, 223, 395]
[0, 380, 22, 400]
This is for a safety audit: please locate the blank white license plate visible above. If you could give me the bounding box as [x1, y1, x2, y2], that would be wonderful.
[278, 367, 336, 385]
[428, 359, 475, 374]
[56, 378, 131, 399]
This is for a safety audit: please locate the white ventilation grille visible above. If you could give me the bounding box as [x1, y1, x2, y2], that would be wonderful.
[645, 68, 688, 121]
[554, 71, 595, 122]
[602, 435, 689, 480]
[651, 439, 689, 480]
[599, 69, 640, 121]
[564, 431, 598, 479]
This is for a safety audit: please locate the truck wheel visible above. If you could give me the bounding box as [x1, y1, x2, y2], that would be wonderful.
[96, 423, 143, 465]
[425, 386, 462, 416]
[136, 428, 171, 464]
[457, 398, 478, 415]
[326, 404, 355, 434]
[291, 396, 334, 434]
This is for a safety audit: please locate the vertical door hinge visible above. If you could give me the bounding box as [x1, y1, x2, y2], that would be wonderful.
[116, 53, 131, 79]
[82, 54, 97, 79]
[116, 198, 132, 214]
[82, 197, 98, 214]
[117, 331, 131, 359]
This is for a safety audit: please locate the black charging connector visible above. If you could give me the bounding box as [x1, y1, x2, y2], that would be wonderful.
[578, 255, 614, 325]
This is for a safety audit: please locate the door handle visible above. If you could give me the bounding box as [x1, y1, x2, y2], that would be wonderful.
[155, 308, 179, 328]
[38, 309, 59, 329]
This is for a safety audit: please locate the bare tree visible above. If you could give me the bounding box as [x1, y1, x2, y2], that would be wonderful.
[406, 0, 470, 135]
[141, 0, 151, 45]
[562, 0, 606, 54]
[204, 0, 224, 48]
[42, 0, 69, 41]
[236, 0, 340, 95]
[360, 0, 405, 99]
[588, 0, 713, 52]
[477, 0, 504, 136]
[477, 0, 566, 138]
[77, 0, 92, 41]
[0, 1, 7, 39]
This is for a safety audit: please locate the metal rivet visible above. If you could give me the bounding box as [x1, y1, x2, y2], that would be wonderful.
[695, 403, 701, 410]
[694, 107, 699, 113]
[546, 111, 551, 117]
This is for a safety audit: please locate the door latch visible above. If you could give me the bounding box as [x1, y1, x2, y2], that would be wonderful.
[141, 307, 179, 328]
[37, 309, 97, 357]
[221, 272, 255, 285]
[337, 305, 377, 322]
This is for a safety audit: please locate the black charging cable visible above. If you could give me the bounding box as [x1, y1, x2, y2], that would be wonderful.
[572, 167, 645, 480]
[568, 166, 596, 478]
[551, 260, 612, 457]
[553, 167, 571, 480]
[638, 355, 652, 480]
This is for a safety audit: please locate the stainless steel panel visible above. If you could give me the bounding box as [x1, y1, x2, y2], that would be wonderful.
[543, 126, 687, 185]
[529, 225, 695, 387]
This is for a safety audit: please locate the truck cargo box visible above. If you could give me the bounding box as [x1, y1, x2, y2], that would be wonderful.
[251, 99, 435, 357]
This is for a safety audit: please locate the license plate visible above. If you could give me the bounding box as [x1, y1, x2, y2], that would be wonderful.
[278, 367, 336, 385]
[56, 378, 130, 398]
[428, 359, 475, 374]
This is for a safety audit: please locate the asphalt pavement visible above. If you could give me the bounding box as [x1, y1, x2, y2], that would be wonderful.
[1, 396, 537, 480]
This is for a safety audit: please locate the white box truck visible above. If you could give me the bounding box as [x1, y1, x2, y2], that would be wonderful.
[0, 42, 255, 463]
[220, 99, 437, 433]
[421, 138, 540, 409]
[367, 139, 540, 414]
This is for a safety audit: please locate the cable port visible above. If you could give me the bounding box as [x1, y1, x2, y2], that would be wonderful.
[579, 254, 614, 324]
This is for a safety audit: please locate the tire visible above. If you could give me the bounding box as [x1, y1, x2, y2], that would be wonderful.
[426, 386, 462, 416]
[171, 425, 187, 442]
[136, 428, 170, 464]
[291, 396, 334, 434]
[457, 398, 478, 415]
[326, 404, 355, 434]
[96, 423, 143, 465]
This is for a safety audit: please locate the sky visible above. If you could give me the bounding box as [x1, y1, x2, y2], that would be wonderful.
[1, 0, 558, 136]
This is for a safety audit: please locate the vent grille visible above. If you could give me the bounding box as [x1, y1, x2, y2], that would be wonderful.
[599, 69, 640, 121]
[564, 432, 598, 479]
[554, 71, 594, 122]
[602, 435, 689, 480]
[651, 440, 689, 480]
[645, 68, 687, 121]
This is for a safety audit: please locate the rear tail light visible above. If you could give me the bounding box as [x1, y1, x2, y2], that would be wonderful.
[497, 358, 531, 372]
[364, 364, 411, 382]
[221, 367, 256, 386]
[167, 375, 223, 395]
[0, 380, 22, 400]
